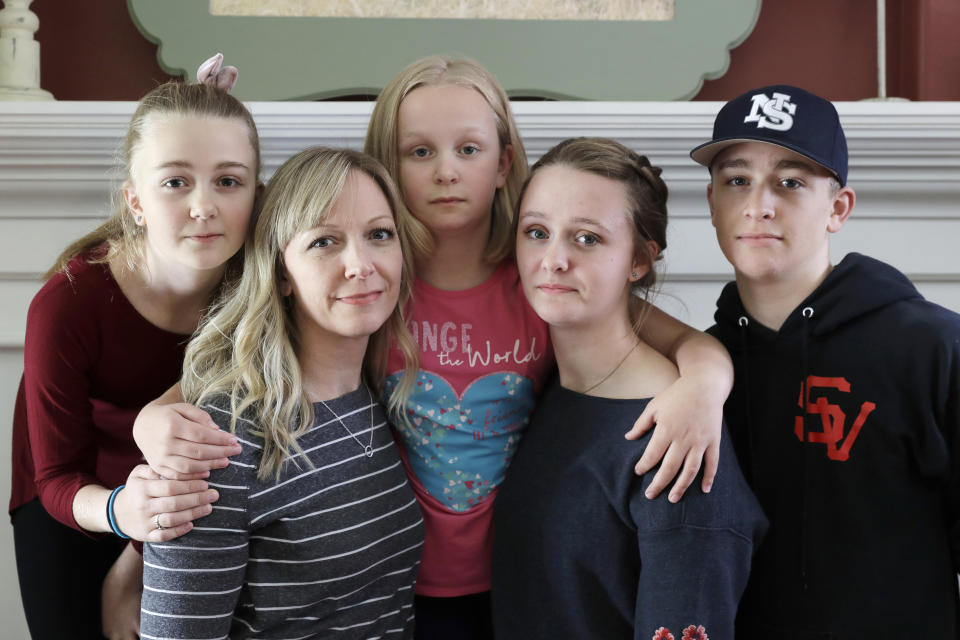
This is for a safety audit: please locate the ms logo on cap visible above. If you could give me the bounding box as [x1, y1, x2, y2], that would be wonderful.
[744, 92, 797, 132]
[690, 84, 848, 185]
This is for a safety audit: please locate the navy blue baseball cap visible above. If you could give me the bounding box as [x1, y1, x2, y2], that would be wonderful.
[690, 85, 848, 186]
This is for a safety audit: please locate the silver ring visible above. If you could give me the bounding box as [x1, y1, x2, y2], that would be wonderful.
[155, 513, 167, 531]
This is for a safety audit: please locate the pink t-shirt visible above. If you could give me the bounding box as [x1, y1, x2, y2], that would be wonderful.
[385, 260, 554, 596]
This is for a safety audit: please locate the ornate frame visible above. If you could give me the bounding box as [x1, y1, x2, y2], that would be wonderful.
[128, 0, 761, 101]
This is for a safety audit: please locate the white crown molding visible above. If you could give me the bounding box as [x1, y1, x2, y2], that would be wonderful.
[2, 100, 959, 209]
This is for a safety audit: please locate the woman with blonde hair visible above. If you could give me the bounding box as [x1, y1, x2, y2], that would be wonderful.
[140, 147, 425, 639]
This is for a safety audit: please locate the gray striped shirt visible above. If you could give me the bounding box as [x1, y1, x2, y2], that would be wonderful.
[141, 386, 424, 639]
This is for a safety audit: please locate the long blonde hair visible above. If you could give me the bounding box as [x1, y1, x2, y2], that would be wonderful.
[364, 54, 529, 266]
[182, 147, 419, 480]
[45, 82, 261, 280]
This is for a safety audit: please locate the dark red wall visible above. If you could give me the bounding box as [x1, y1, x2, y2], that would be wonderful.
[695, 0, 880, 100]
[31, 0, 959, 101]
[696, 0, 960, 101]
[885, 0, 960, 100]
[34, 0, 175, 101]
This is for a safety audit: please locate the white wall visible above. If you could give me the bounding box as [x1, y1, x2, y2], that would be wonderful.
[0, 100, 958, 637]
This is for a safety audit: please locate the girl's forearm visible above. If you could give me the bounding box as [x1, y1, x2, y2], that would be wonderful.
[639, 302, 733, 397]
[671, 331, 733, 400]
[73, 483, 112, 533]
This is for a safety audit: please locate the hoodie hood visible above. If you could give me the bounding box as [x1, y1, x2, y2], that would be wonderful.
[712, 252, 923, 342]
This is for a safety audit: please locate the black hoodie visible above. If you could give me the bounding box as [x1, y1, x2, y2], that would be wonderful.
[708, 253, 960, 639]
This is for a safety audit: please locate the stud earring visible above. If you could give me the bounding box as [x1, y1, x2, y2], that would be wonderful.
[631, 272, 639, 279]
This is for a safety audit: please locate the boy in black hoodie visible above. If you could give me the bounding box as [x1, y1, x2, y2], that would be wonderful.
[690, 85, 960, 638]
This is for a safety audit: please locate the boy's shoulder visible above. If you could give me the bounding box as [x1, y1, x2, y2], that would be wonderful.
[881, 296, 960, 361]
[883, 293, 960, 329]
[842, 254, 960, 341]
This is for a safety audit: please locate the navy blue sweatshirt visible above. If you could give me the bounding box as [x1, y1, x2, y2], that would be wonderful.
[491, 382, 767, 640]
[708, 253, 960, 639]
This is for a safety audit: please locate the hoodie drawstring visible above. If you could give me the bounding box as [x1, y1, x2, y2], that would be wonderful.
[799, 306, 814, 591]
[737, 316, 758, 488]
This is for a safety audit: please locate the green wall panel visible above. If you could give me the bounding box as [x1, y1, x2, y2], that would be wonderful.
[128, 0, 760, 101]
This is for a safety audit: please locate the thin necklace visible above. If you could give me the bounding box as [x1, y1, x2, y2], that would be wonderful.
[320, 386, 375, 457]
[581, 340, 639, 394]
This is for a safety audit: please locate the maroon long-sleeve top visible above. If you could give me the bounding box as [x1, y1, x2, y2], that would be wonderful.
[10, 251, 188, 530]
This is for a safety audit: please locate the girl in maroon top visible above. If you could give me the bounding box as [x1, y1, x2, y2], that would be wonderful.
[10, 76, 260, 640]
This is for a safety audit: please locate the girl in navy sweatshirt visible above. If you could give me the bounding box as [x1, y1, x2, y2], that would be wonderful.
[492, 137, 767, 640]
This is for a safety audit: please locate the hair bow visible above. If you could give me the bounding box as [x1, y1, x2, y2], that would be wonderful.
[196, 53, 239, 92]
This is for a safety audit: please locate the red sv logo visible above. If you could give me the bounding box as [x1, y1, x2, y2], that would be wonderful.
[794, 376, 876, 461]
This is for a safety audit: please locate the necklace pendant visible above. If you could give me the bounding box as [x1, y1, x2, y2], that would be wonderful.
[321, 387, 376, 458]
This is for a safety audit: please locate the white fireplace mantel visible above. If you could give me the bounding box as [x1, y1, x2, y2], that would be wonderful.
[2, 100, 959, 347]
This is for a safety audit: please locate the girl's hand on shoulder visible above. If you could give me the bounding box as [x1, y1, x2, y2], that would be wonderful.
[625, 374, 724, 503]
[113, 464, 219, 542]
[133, 399, 240, 479]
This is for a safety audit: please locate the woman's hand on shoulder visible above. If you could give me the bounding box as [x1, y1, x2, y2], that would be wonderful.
[113, 464, 220, 542]
[133, 395, 241, 480]
[625, 373, 724, 503]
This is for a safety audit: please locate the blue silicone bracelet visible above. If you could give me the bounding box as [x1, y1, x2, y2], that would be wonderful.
[106, 485, 130, 539]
